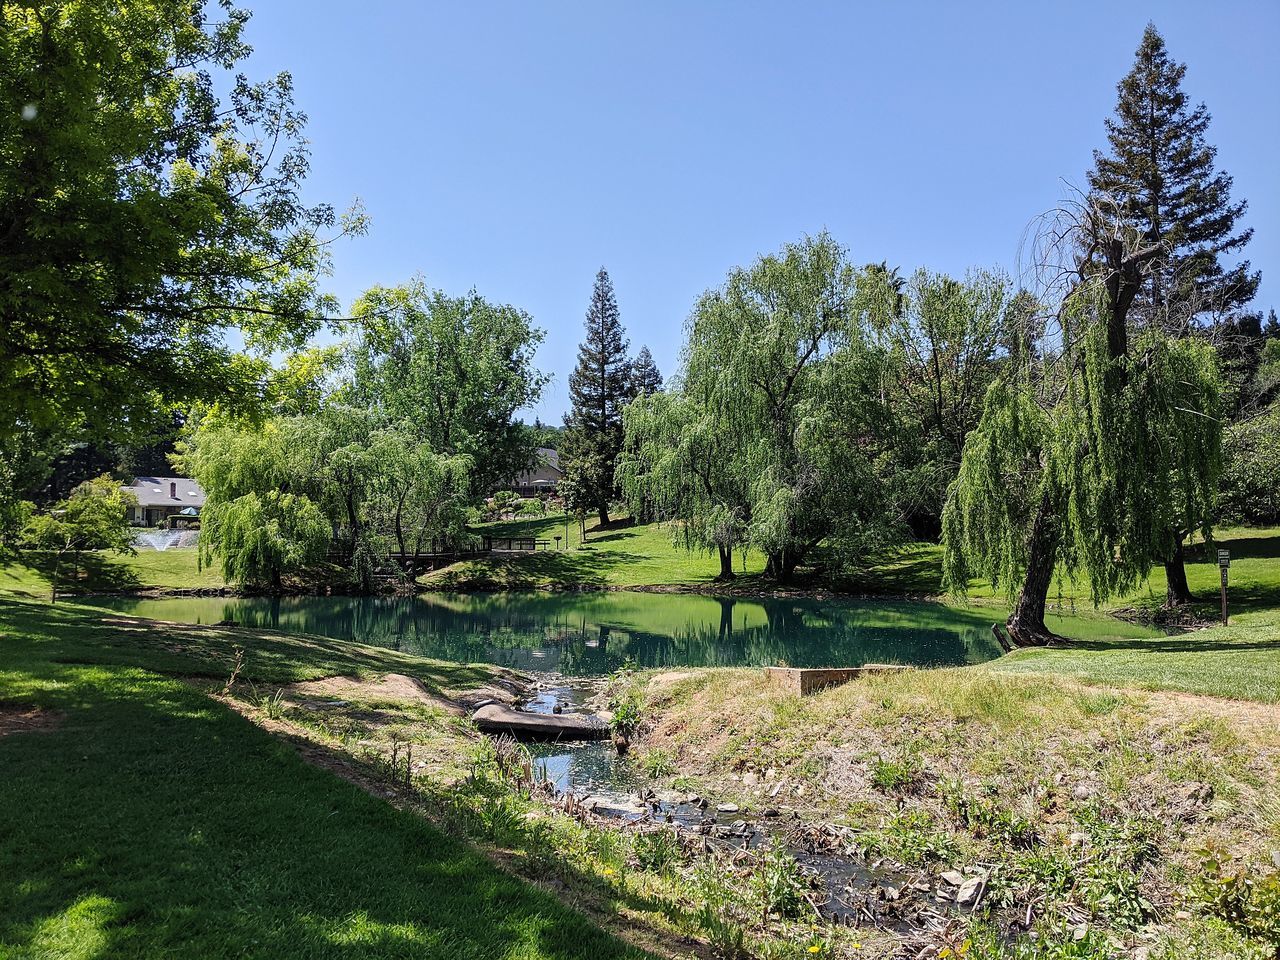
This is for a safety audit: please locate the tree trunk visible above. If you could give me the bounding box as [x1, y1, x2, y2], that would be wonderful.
[1163, 532, 1194, 608]
[1005, 494, 1063, 647]
[767, 550, 799, 585]
[597, 505, 609, 527]
[716, 545, 735, 580]
[271, 567, 283, 595]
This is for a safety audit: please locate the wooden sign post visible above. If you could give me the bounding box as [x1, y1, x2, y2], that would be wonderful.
[1217, 549, 1231, 625]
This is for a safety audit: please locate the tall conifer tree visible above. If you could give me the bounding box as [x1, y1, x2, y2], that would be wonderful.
[1089, 23, 1258, 329]
[629, 346, 664, 398]
[1089, 24, 1258, 606]
[561, 268, 631, 525]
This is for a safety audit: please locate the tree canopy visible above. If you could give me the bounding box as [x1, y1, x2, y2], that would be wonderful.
[561, 268, 633, 525]
[0, 1, 363, 442]
[621, 234, 896, 583]
[347, 279, 547, 494]
[1089, 23, 1257, 330]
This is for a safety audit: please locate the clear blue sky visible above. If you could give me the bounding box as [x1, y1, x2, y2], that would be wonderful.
[242, 1, 1278, 423]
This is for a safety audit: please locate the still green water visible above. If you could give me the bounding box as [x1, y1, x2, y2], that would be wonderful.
[85, 591, 1166, 677]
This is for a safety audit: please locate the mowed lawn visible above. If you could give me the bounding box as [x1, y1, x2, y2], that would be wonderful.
[988, 528, 1280, 702]
[425, 513, 769, 589]
[0, 600, 649, 960]
[0, 548, 226, 600]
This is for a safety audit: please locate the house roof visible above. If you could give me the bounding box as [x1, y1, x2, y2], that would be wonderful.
[122, 476, 207, 508]
[536, 447, 562, 473]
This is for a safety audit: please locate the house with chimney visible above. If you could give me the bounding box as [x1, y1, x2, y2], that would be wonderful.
[121, 476, 207, 527]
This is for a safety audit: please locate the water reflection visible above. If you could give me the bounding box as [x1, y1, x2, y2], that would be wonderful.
[87, 591, 1165, 677]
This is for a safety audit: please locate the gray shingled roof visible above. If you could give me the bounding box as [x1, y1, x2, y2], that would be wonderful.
[122, 476, 207, 508]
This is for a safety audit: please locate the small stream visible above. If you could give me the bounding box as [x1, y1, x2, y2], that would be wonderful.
[513, 674, 937, 926]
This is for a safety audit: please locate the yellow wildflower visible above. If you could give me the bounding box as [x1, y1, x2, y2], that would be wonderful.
[807, 948, 821, 955]
[940, 949, 952, 959]
[602, 867, 615, 877]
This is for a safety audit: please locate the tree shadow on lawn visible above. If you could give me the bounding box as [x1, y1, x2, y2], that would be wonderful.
[0, 658, 652, 960]
[434, 548, 651, 589]
[5, 551, 144, 595]
[1185, 535, 1280, 562]
[0, 601, 494, 690]
[1056, 632, 1280, 655]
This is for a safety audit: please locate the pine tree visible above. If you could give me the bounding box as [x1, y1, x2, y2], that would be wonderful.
[1089, 23, 1258, 608]
[1089, 23, 1259, 330]
[562, 268, 631, 525]
[629, 346, 664, 398]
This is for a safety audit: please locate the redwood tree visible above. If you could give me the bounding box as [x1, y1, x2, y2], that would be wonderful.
[1089, 23, 1257, 605]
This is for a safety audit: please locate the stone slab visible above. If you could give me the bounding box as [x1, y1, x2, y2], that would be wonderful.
[472, 703, 610, 741]
[763, 664, 912, 696]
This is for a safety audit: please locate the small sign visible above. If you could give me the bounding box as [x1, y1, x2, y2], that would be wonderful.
[1217, 549, 1231, 568]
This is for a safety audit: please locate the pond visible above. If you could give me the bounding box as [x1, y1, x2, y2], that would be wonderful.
[85, 590, 1165, 677]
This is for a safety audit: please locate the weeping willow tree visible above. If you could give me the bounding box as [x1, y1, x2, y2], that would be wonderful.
[620, 386, 750, 580]
[619, 233, 894, 584]
[943, 199, 1223, 646]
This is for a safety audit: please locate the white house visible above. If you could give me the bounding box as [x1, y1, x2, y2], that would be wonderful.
[121, 476, 206, 527]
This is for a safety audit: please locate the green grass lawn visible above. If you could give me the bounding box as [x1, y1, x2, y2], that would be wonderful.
[0, 547, 225, 600]
[426, 513, 769, 589]
[980, 528, 1280, 702]
[0, 599, 648, 960]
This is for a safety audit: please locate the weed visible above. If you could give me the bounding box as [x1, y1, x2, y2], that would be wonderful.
[220, 644, 245, 696]
[940, 778, 1039, 848]
[870, 751, 923, 792]
[864, 809, 959, 865]
[752, 841, 810, 920]
[632, 828, 681, 874]
[476, 793, 529, 846]
[247, 683, 288, 720]
[1191, 848, 1280, 951]
[640, 748, 676, 779]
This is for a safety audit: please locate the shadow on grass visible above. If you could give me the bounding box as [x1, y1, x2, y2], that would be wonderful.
[0, 631, 650, 960]
[0, 601, 494, 690]
[6, 551, 144, 595]
[430, 548, 652, 590]
[1053, 632, 1280, 654]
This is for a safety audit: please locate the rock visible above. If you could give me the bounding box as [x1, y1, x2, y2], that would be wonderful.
[742, 771, 758, 787]
[1132, 947, 1151, 960]
[1174, 910, 1191, 921]
[763, 807, 780, 818]
[940, 870, 966, 886]
[1272, 850, 1280, 869]
[716, 802, 739, 813]
[1071, 784, 1094, 801]
[956, 877, 983, 905]
[765, 767, 778, 780]
[1069, 832, 1089, 846]
[1072, 924, 1089, 941]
